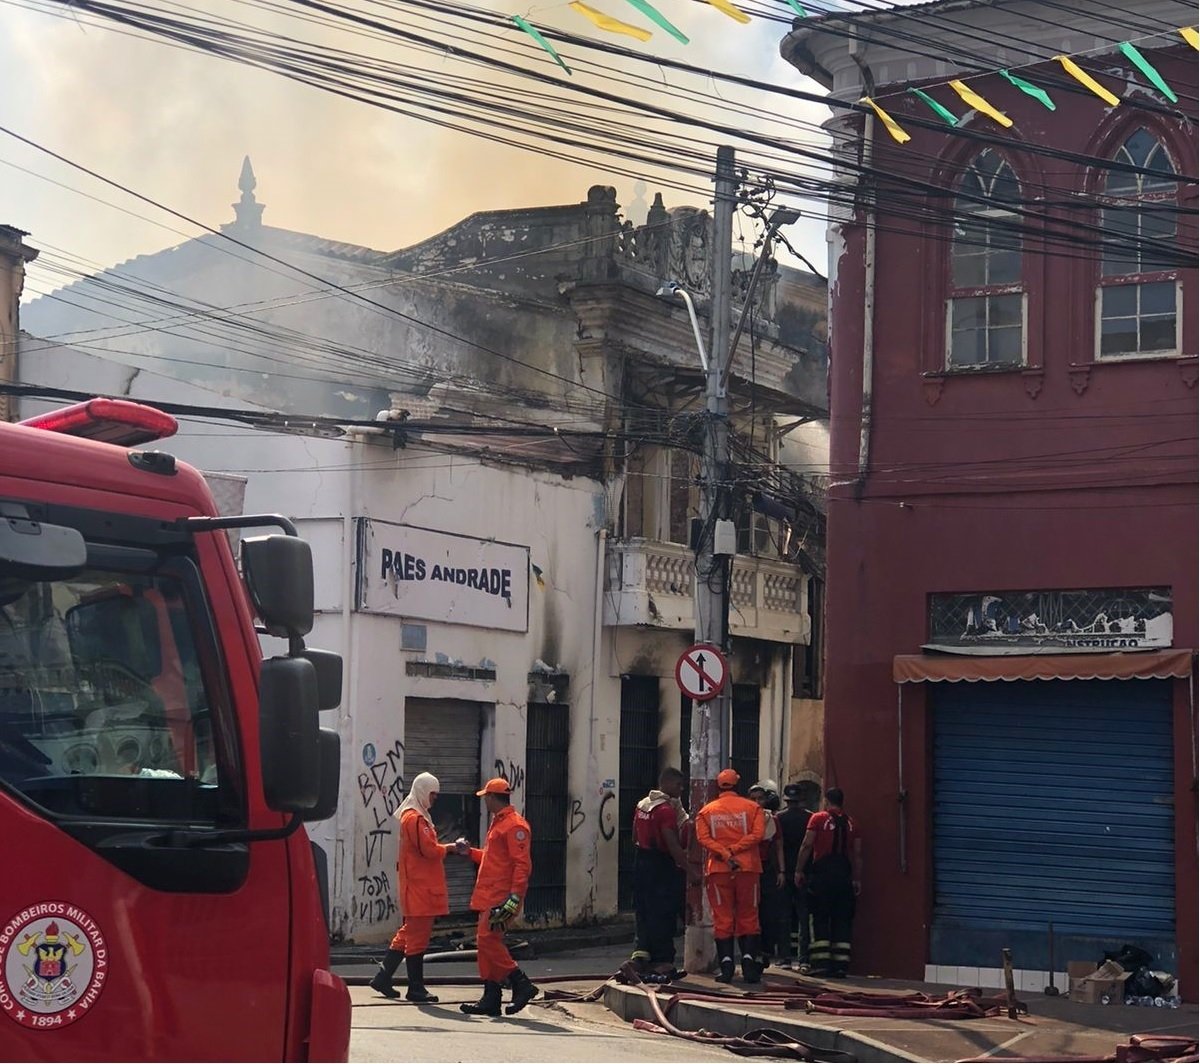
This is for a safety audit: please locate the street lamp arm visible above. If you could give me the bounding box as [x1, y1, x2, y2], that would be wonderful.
[657, 282, 709, 374]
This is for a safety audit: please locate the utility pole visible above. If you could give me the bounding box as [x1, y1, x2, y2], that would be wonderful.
[683, 144, 737, 975]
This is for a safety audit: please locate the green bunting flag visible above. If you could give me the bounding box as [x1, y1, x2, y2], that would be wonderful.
[622, 0, 689, 43]
[908, 87, 959, 125]
[1118, 41, 1178, 103]
[511, 15, 572, 74]
[783, 0, 809, 16]
[999, 69, 1056, 110]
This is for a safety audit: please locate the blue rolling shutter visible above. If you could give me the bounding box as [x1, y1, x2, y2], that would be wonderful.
[931, 679, 1175, 971]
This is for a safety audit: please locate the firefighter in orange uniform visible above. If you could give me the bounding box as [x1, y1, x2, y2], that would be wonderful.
[456, 778, 540, 1017]
[695, 768, 767, 984]
[371, 772, 455, 1002]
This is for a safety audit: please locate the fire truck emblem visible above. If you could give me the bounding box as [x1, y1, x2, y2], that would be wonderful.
[0, 904, 107, 1030]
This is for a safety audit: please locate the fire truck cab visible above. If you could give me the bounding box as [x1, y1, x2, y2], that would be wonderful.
[0, 399, 350, 1061]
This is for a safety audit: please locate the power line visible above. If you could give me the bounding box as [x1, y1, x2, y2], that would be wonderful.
[8, 0, 1192, 267]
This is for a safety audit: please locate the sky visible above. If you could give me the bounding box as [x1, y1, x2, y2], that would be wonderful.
[0, 0, 838, 300]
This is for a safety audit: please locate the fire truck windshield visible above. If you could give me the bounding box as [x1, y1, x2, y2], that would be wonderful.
[0, 546, 240, 824]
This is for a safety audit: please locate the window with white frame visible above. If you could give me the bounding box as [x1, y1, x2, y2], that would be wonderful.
[947, 151, 1025, 369]
[1097, 129, 1179, 359]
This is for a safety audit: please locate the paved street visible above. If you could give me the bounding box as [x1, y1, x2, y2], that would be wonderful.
[344, 942, 1200, 1064]
[351, 991, 741, 1063]
[348, 944, 741, 1063]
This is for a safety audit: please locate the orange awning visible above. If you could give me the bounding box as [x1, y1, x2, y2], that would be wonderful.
[893, 649, 1194, 684]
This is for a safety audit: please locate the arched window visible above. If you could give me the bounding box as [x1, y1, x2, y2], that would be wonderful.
[947, 151, 1024, 369]
[1097, 130, 1179, 359]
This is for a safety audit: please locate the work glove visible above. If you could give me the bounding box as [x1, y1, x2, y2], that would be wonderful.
[488, 893, 521, 930]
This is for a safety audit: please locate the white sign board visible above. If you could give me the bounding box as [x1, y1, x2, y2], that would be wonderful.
[357, 519, 529, 632]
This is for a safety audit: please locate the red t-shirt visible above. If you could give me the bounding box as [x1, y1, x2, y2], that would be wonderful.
[633, 801, 679, 851]
[807, 810, 855, 863]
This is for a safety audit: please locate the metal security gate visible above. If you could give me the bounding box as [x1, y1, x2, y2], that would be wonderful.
[731, 684, 761, 794]
[931, 679, 1176, 971]
[404, 698, 483, 914]
[524, 702, 569, 923]
[619, 676, 660, 910]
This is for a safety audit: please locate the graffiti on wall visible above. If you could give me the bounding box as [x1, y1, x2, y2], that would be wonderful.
[598, 790, 616, 841]
[568, 799, 585, 834]
[493, 758, 525, 794]
[352, 738, 405, 925]
[567, 790, 617, 840]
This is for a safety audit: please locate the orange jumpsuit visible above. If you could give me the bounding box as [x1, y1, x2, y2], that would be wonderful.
[695, 791, 766, 939]
[389, 808, 452, 956]
[466, 805, 532, 982]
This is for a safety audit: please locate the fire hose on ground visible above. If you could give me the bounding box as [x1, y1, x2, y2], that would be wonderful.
[348, 961, 1197, 1064]
[622, 970, 845, 1063]
[956, 1034, 1199, 1064]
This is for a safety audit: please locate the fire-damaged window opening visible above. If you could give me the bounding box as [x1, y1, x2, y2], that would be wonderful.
[618, 445, 699, 544]
[792, 577, 824, 699]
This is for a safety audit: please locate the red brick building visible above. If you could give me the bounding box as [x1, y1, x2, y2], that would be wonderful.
[783, 0, 1197, 996]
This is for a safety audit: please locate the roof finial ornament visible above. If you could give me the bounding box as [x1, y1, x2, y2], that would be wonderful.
[231, 155, 265, 230]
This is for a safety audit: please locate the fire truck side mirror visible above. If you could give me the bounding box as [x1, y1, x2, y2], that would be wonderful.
[301, 648, 343, 711]
[303, 728, 341, 824]
[259, 656, 320, 812]
[241, 535, 314, 639]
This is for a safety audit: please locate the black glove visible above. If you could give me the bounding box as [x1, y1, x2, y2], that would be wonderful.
[488, 893, 520, 930]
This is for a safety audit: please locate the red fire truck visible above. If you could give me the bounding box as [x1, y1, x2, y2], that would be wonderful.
[0, 398, 351, 1060]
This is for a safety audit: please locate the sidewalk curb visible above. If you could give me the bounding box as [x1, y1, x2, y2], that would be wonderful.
[330, 920, 635, 965]
[601, 982, 923, 1064]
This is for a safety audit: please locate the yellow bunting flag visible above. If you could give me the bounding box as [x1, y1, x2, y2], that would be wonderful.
[948, 79, 1013, 128]
[706, 0, 751, 23]
[569, 1, 653, 40]
[861, 97, 911, 144]
[1180, 26, 1199, 50]
[1055, 55, 1119, 106]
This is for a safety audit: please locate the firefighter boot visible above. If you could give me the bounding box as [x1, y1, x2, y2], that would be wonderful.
[714, 939, 736, 984]
[740, 936, 763, 984]
[459, 980, 503, 1017]
[369, 949, 403, 999]
[404, 953, 439, 1003]
[505, 968, 540, 1015]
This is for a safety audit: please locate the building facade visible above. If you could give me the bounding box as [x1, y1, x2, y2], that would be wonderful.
[782, 0, 1197, 995]
[10, 172, 828, 940]
[0, 226, 38, 422]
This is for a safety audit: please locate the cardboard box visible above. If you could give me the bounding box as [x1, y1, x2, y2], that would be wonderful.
[1068, 960, 1131, 1005]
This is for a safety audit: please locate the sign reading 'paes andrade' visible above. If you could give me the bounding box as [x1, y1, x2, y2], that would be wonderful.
[356, 519, 530, 632]
[926, 587, 1173, 656]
